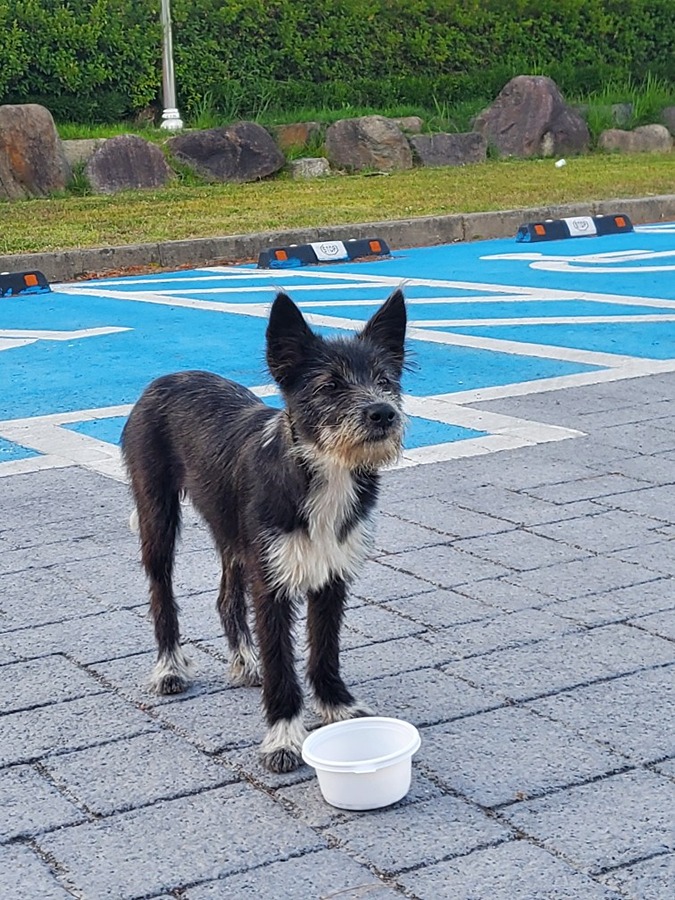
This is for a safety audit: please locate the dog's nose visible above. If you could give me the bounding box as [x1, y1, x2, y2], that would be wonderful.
[365, 402, 398, 426]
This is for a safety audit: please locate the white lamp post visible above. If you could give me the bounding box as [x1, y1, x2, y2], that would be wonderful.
[160, 0, 184, 130]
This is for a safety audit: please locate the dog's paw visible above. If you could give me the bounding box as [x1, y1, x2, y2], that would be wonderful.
[229, 647, 262, 687]
[260, 746, 303, 773]
[259, 716, 307, 773]
[317, 701, 375, 724]
[149, 648, 193, 695]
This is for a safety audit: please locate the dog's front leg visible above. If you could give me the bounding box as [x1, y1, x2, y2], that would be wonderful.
[307, 577, 373, 724]
[254, 585, 307, 773]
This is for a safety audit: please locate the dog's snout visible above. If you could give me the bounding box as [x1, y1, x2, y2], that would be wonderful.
[365, 402, 398, 426]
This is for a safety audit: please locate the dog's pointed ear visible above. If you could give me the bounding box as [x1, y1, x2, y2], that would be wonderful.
[266, 292, 316, 385]
[358, 288, 406, 373]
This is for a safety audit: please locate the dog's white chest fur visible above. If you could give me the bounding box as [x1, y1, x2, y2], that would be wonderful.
[266, 464, 371, 593]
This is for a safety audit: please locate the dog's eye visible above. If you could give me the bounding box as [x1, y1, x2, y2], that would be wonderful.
[376, 375, 391, 388]
[323, 380, 338, 391]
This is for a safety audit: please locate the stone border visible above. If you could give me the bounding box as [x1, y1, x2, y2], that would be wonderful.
[2, 194, 674, 283]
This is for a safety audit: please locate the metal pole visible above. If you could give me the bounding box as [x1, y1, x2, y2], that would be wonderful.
[160, 0, 184, 130]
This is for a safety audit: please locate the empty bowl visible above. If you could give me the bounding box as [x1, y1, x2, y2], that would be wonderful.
[301, 716, 421, 810]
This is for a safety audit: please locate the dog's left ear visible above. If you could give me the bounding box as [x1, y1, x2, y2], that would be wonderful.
[266, 291, 317, 385]
[358, 288, 406, 374]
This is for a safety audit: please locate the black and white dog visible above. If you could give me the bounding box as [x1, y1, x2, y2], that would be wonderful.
[121, 288, 407, 772]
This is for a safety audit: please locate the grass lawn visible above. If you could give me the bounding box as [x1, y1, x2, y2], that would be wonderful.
[1, 153, 673, 256]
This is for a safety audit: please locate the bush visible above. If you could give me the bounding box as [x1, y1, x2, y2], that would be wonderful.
[0, 0, 672, 123]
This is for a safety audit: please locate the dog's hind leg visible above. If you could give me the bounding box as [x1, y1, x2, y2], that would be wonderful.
[254, 584, 307, 773]
[307, 578, 373, 724]
[137, 490, 192, 695]
[217, 556, 261, 687]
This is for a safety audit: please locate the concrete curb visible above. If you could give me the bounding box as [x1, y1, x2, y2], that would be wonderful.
[3, 194, 674, 283]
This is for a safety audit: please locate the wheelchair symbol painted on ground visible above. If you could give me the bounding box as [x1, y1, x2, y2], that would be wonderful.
[482, 248, 675, 274]
[0, 326, 129, 353]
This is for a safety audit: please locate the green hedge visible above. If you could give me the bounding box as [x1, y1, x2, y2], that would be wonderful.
[0, 0, 673, 122]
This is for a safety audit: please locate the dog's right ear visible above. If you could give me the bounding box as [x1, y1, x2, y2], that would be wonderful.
[266, 292, 316, 385]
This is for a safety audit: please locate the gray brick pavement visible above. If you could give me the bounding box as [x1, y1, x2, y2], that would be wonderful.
[2, 372, 675, 898]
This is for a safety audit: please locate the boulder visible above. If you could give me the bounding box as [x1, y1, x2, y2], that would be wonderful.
[473, 76, 590, 158]
[270, 121, 322, 151]
[410, 132, 487, 167]
[598, 125, 673, 154]
[325, 115, 413, 172]
[84, 134, 173, 194]
[390, 116, 424, 133]
[0, 103, 70, 200]
[168, 121, 285, 183]
[661, 106, 675, 136]
[288, 157, 330, 178]
[62, 139, 105, 168]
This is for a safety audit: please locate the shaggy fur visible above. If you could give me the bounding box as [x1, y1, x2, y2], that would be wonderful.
[121, 289, 407, 772]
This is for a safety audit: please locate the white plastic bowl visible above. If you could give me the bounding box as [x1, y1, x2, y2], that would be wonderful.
[301, 716, 421, 810]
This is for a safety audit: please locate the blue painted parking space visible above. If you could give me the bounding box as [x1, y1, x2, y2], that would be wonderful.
[1, 222, 674, 476]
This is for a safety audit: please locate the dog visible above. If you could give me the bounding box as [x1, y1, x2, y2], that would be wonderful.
[121, 288, 407, 772]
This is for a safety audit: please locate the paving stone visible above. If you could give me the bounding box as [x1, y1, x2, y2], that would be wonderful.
[381, 495, 515, 538]
[597, 451, 675, 485]
[419, 706, 626, 807]
[521, 473, 648, 504]
[453, 486, 600, 526]
[633, 608, 675, 640]
[55, 550, 148, 606]
[531, 508, 668, 554]
[351, 559, 436, 603]
[0, 568, 109, 631]
[341, 635, 448, 684]
[374, 512, 448, 554]
[0, 765, 84, 840]
[0, 655, 105, 714]
[444, 624, 675, 702]
[0, 693, 157, 765]
[502, 769, 675, 873]
[454, 528, 590, 571]
[40, 785, 325, 898]
[44, 731, 238, 815]
[530, 664, 675, 763]
[3, 608, 153, 663]
[457, 578, 549, 613]
[616, 541, 675, 577]
[165, 591, 225, 641]
[383, 587, 495, 628]
[0, 536, 104, 575]
[221, 743, 316, 790]
[398, 840, 622, 899]
[601, 852, 675, 900]
[504, 555, 660, 603]
[188, 849, 402, 899]
[0, 844, 73, 899]
[152, 686, 264, 752]
[278, 766, 441, 829]
[426, 607, 576, 660]
[594, 483, 675, 523]
[341, 601, 427, 648]
[594, 421, 675, 455]
[173, 546, 222, 596]
[655, 757, 675, 779]
[382, 544, 511, 588]
[327, 795, 511, 875]
[355, 667, 502, 727]
[551, 580, 675, 626]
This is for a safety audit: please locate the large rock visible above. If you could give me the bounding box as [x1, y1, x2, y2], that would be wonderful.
[410, 132, 487, 167]
[62, 139, 105, 168]
[391, 116, 424, 134]
[473, 76, 590, 158]
[0, 103, 70, 200]
[270, 121, 322, 152]
[84, 134, 173, 194]
[168, 122, 285, 183]
[660, 106, 675, 136]
[598, 125, 673, 154]
[288, 157, 330, 178]
[325, 115, 413, 172]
